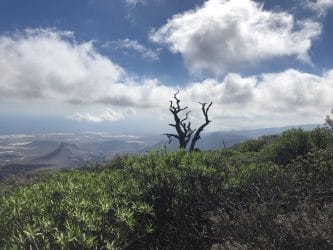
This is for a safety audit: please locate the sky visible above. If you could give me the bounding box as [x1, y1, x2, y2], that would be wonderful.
[0, 0, 333, 134]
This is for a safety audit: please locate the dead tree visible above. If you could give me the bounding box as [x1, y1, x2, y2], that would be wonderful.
[164, 91, 194, 149]
[164, 91, 213, 151]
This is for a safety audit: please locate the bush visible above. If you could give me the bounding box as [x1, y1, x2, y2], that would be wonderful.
[211, 202, 332, 249]
[121, 150, 226, 248]
[261, 128, 311, 165]
[0, 171, 154, 249]
[309, 127, 333, 149]
[237, 135, 279, 153]
[0, 150, 226, 249]
[0, 128, 332, 249]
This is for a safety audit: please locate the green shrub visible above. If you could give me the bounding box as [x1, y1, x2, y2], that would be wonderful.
[309, 127, 333, 149]
[121, 150, 226, 248]
[0, 171, 154, 249]
[0, 128, 332, 249]
[235, 134, 279, 153]
[261, 128, 311, 165]
[227, 162, 280, 188]
[210, 148, 333, 249]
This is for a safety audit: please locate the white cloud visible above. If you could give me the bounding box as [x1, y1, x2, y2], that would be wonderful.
[69, 108, 123, 122]
[1, 28, 332, 130]
[180, 69, 333, 129]
[306, 0, 333, 16]
[0, 28, 125, 103]
[105, 38, 159, 60]
[150, 0, 322, 75]
[0, 28, 171, 108]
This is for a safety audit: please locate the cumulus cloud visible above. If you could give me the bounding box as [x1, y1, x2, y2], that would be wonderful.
[69, 108, 123, 122]
[0, 28, 125, 102]
[195, 69, 332, 111]
[180, 69, 333, 129]
[1, 28, 332, 129]
[150, 0, 322, 75]
[105, 38, 159, 60]
[306, 0, 333, 16]
[0, 28, 171, 108]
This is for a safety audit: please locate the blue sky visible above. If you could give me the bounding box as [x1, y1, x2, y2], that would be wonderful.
[0, 0, 333, 134]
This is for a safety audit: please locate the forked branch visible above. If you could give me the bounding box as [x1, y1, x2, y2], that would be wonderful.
[189, 102, 213, 151]
[164, 92, 213, 151]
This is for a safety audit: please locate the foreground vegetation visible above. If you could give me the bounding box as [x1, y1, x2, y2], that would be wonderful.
[0, 128, 332, 249]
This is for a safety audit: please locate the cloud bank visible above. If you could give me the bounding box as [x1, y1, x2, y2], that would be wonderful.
[0, 28, 171, 109]
[150, 0, 322, 75]
[0, 28, 332, 129]
[0, 28, 125, 103]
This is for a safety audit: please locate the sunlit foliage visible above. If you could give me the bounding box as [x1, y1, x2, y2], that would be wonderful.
[0, 128, 332, 249]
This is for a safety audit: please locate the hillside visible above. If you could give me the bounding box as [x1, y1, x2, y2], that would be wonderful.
[0, 125, 320, 175]
[0, 131, 250, 174]
[34, 142, 87, 169]
[0, 127, 332, 249]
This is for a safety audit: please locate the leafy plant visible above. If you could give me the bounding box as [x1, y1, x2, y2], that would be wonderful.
[0, 128, 332, 249]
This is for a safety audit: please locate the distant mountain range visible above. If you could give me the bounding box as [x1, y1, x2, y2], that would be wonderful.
[219, 124, 321, 138]
[0, 124, 321, 177]
[148, 132, 249, 151]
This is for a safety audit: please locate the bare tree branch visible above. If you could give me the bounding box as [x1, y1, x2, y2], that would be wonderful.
[163, 133, 179, 144]
[189, 101, 213, 151]
[165, 92, 213, 150]
[165, 91, 190, 148]
[181, 111, 191, 123]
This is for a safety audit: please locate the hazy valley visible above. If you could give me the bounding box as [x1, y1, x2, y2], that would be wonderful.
[0, 124, 319, 177]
